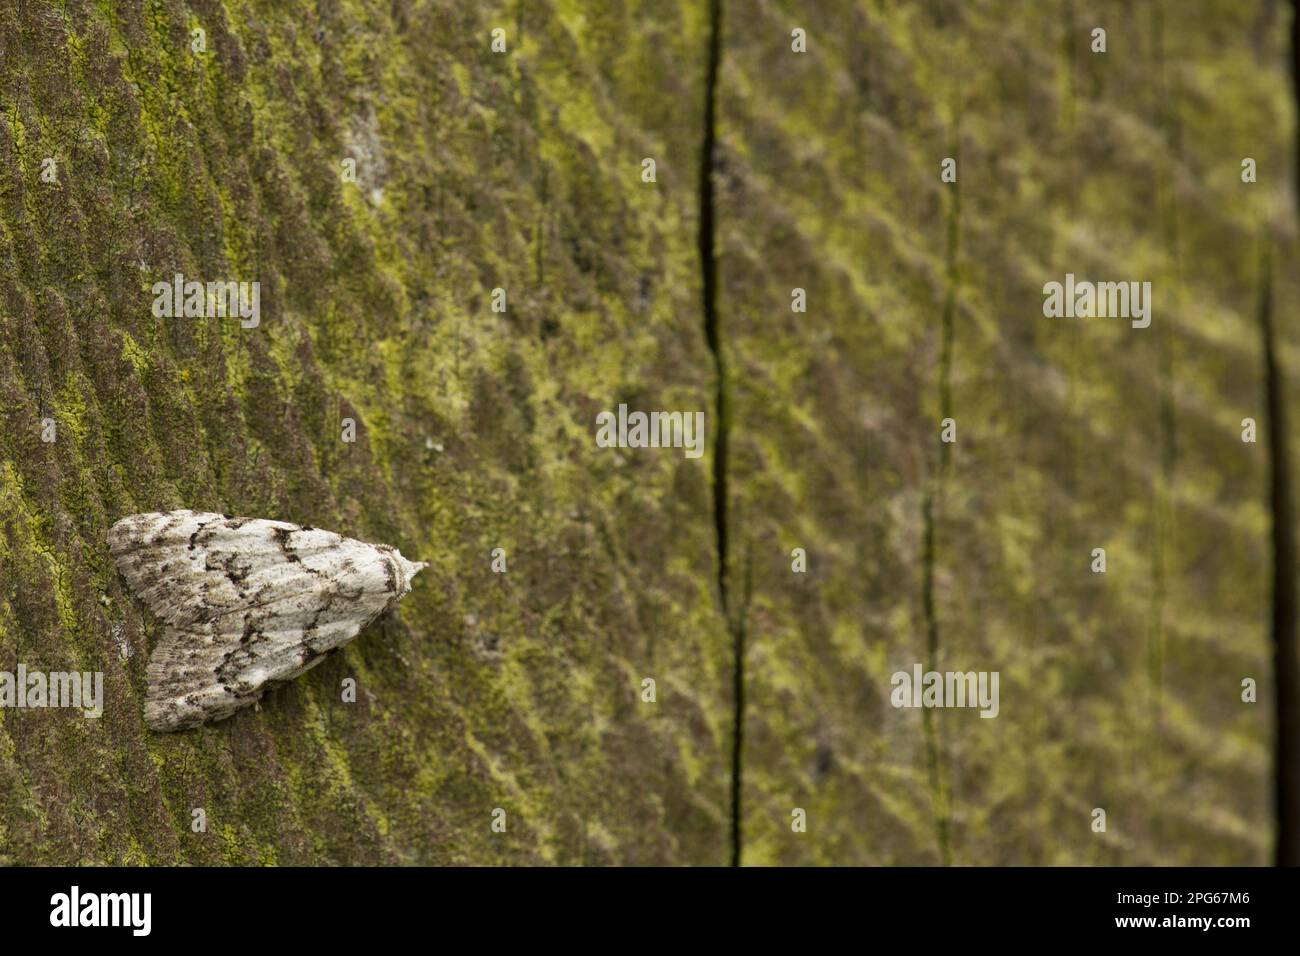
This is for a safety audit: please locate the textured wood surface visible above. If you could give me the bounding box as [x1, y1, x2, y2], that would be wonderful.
[0, 1, 1294, 865]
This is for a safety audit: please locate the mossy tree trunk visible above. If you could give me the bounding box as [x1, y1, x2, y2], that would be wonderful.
[0, 0, 1295, 865]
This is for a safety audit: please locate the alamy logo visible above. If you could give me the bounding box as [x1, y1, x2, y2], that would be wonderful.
[595, 404, 705, 459]
[50, 886, 151, 936]
[151, 272, 261, 328]
[0, 665, 103, 718]
[1042, 273, 1151, 328]
[891, 664, 1000, 718]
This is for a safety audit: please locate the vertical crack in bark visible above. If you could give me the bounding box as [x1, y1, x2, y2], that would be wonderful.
[1263, 245, 1299, 866]
[698, 0, 740, 867]
[1266, 19, 1300, 851]
[1259, 239, 1298, 866]
[1148, 1, 1180, 726]
[920, 129, 960, 867]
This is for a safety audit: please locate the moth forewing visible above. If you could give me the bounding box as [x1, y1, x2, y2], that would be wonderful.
[109, 510, 425, 732]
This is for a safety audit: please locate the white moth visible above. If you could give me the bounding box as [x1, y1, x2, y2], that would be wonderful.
[108, 510, 426, 732]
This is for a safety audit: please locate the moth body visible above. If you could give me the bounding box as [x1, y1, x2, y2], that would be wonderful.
[109, 510, 425, 731]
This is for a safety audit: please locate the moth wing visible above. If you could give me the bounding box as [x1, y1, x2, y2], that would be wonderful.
[109, 510, 414, 731]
